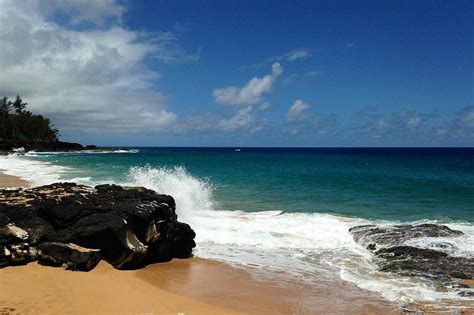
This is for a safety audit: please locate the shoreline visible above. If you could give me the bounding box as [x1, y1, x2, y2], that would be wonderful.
[0, 259, 400, 315]
[0, 170, 30, 188]
[0, 172, 400, 314]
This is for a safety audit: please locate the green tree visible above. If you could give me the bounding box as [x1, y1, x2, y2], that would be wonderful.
[0, 95, 58, 143]
[12, 95, 27, 114]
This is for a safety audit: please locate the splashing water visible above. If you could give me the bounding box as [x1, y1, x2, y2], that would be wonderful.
[127, 165, 215, 220]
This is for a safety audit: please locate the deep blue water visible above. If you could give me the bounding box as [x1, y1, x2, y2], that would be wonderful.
[25, 147, 474, 222]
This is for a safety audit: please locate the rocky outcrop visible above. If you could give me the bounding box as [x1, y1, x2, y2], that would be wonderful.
[350, 223, 473, 295]
[0, 183, 196, 271]
[349, 223, 463, 250]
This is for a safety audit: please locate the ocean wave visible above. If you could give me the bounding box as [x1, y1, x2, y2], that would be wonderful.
[124, 164, 474, 308]
[1, 155, 473, 309]
[0, 155, 70, 186]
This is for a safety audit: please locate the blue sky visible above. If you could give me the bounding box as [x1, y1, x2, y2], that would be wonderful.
[0, 0, 472, 146]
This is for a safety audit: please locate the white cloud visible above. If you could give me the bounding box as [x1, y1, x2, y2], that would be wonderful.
[213, 63, 282, 106]
[286, 100, 310, 122]
[269, 48, 313, 62]
[286, 49, 312, 61]
[258, 102, 272, 110]
[217, 106, 255, 131]
[0, 0, 196, 134]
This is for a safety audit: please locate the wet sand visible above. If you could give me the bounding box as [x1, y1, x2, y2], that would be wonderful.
[0, 259, 400, 315]
[0, 261, 241, 315]
[0, 171, 30, 188]
[136, 258, 400, 314]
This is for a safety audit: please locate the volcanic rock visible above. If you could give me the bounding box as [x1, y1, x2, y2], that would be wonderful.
[0, 183, 196, 270]
[349, 223, 473, 288]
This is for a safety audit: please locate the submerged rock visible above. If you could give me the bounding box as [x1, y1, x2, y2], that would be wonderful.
[349, 223, 473, 289]
[0, 183, 196, 271]
[349, 223, 463, 250]
[376, 245, 473, 280]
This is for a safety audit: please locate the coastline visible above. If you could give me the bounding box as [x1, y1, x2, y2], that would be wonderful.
[2, 168, 472, 314]
[0, 172, 400, 314]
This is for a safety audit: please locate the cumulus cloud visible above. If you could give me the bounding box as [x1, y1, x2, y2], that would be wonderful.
[349, 106, 474, 142]
[213, 63, 282, 106]
[217, 106, 255, 131]
[434, 106, 474, 139]
[169, 106, 261, 134]
[0, 0, 197, 133]
[351, 106, 390, 138]
[286, 100, 310, 122]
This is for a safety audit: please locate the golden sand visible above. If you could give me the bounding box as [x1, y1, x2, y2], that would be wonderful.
[0, 258, 401, 315]
[0, 171, 29, 188]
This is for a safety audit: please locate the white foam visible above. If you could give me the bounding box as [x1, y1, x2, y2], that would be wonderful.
[127, 165, 214, 220]
[24, 149, 139, 157]
[404, 222, 474, 258]
[0, 155, 70, 186]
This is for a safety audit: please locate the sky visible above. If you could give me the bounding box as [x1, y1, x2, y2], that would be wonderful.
[0, 0, 472, 147]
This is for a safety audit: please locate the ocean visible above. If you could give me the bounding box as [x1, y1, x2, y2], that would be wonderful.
[1, 147, 473, 309]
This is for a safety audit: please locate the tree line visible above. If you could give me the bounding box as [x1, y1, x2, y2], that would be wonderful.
[0, 95, 58, 142]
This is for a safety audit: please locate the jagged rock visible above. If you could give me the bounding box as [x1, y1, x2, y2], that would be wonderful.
[38, 242, 102, 271]
[376, 245, 474, 280]
[349, 223, 463, 250]
[349, 223, 473, 288]
[145, 221, 196, 264]
[0, 183, 196, 270]
[0, 224, 34, 266]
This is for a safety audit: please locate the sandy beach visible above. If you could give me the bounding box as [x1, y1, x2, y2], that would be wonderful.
[0, 170, 29, 188]
[0, 259, 400, 315]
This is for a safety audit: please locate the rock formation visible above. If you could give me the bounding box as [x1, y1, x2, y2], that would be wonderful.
[0, 183, 196, 271]
[350, 224, 473, 296]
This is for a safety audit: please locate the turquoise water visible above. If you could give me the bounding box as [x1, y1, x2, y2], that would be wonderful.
[22, 147, 474, 222]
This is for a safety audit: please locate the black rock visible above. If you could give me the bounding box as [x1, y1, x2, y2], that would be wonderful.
[38, 242, 102, 271]
[375, 245, 473, 280]
[349, 223, 473, 287]
[349, 223, 463, 249]
[0, 183, 196, 271]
